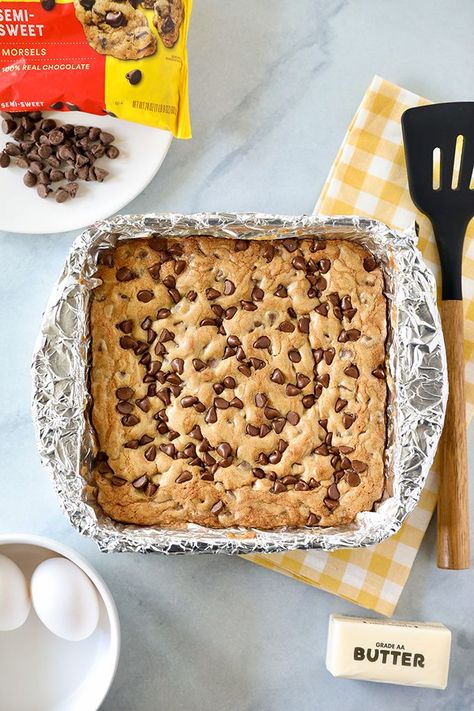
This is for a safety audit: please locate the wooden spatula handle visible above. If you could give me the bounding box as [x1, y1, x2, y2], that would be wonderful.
[438, 301, 470, 569]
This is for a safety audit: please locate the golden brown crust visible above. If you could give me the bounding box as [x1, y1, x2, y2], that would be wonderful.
[91, 235, 387, 529]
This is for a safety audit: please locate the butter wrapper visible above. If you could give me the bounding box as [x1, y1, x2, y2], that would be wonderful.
[326, 614, 451, 689]
[31, 213, 447, 553]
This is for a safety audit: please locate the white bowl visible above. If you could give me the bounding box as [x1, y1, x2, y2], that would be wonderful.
[0, 534, 120, 711]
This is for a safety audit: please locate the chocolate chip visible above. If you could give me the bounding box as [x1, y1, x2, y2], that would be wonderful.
[270, 368, 285, 384]
[175, 471, 192, 484]
[335, 398, 348, 413]
[351, 460, 368, 473]
[343, 413, 357, 429]
[314, 443, 329, 456]
[286, 384, 301, 396]
[48, 128, 64, 145]
[37, 184, 51, 199]
[159, 328, 174, 342]
[0, 151, 10, 168]
[119, 336, 136, 350]
[298, 316, 310, 333]
[296, 373, 310, 389]
[259, 424, 271, 437]
[254, 336, 271, 349]
[157, 388, 171, 405]
[241, 300, 257, 311]
[272, 418, 286, 434]
[213, 383, 224, 395]
[372, 365, 385, 379]
[222, 376, 236, 389]
[313, 348, 324, 364]
[122, 414, 139, 426]
[287, 307, 297, 319]
[213, 397, 228, 410]
[116, 399, 133, 414]
[251, 286, 264, 301]
[136, 397, 150, 412]
[318, 258, 331, 273]
[302, 395, 316, 409]
[238, 364, 251, 377]
[274, 284, 288, 298]
[262, 244, 275, 262]
[124, 440, 139, 449]
[247, 424, 259, 436]
[272, 481, 286, 494]
[206, 287, 220, 300]
[319, 418, 328, 431]
[137, 290, 154, 302]
[186, 426, 202, 442]
[295, 480, 309, 491]
[221, 279, 235, 296]
[286, 411, 300, 425]
[211, 500, 225, 514]
[132, 475, 148, 490]
[344, 364, 359, 378]
[263, 406, 278, 420]
[116, 387, 134, 400]
[324, 348, 335, 365]
[306, 513, 320, 526]
[250, 358, 265, 370]
[317, 373, 330, 388]
[338, 329, 361, 342]
[181, 396, 198, 408]
[282, 238, 298, 252]
[255, 393, 267, 408]
[205, 407, 217, 423]
[315, 276, 327, 291]
[230, 397, 243, 408]
[363, 255, 377, 272]
[168, 287, 181, 303]
[225, 306, 237, 319]
[55, 188, 69, 203]
[215, 443, 231, 459]
[2, 119, 16, 134]
[347, 471, 361, 487]
[159, 443, 176, 458]
[252, 467, 265, 478]
[314, 303, 328, 317]
[23, 170, 37, 187]
[292, 256, 306, 270]
[281, 475, 297, 485]
[144, 445, 157, 461]
[288, 349, 301, 363]
[279, 321, 295, 333]
[327, 484, 340, 500]
[126, 69, 142, 85]
[106, 10, 125, 26]
[116, 267, 135, 282]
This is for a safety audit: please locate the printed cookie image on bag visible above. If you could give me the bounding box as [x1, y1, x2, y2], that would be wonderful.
[0, 0, 192, 137]
[73, 0, 157, 59]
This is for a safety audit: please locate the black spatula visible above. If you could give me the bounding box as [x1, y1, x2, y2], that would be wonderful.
[402, 102, 473, 570]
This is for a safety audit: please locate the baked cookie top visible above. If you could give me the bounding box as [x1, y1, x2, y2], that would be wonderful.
[74, 0, 157, 60]
[91, 236, 387, 529]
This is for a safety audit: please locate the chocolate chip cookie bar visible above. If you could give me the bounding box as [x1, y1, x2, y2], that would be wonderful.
[74, 0, 157, 60]
[152, 0, 183, 48]
[91, 236, 387, 529]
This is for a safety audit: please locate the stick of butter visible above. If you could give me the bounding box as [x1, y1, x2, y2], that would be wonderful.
[326, 614, 451, 689]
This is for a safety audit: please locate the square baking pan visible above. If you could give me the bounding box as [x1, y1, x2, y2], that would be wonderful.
[32, 213, 447, 554]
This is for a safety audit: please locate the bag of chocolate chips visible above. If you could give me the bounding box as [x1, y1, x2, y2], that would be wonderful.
[0, 0, 192, 138]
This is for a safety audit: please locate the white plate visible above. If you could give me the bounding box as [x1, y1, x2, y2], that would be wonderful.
[0, 534, 120, 711]
[0, 112, 172, 235]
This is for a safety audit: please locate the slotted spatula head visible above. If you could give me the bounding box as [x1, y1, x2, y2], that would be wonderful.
[402, 102, 474, 299]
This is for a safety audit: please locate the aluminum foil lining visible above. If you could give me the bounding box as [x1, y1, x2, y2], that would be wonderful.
[32, 213, 447, 554]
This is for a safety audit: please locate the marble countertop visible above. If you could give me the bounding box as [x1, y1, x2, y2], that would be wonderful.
[1, 0, 473, 709]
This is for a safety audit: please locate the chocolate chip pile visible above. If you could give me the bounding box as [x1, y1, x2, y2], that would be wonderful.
[0, 111, 119, 202]
[91, 236, 387, 529]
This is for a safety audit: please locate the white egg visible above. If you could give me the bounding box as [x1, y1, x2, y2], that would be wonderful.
[31, 558, 100, 642]
[0, 553, 31, 631]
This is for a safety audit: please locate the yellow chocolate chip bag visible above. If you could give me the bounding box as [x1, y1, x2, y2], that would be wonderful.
[0, 0, 192, 137]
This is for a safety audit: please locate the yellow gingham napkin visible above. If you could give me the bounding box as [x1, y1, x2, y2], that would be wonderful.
[245, 76, 474, 616]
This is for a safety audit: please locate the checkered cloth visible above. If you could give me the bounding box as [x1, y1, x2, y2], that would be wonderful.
[245, 76, 474, 616]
